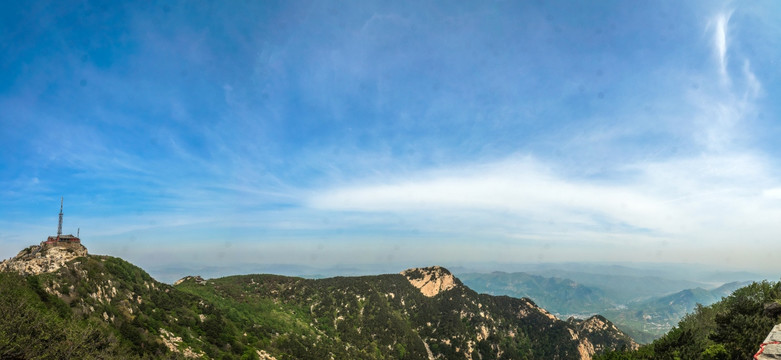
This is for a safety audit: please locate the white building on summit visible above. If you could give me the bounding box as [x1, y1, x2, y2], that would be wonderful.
[43, 197, 81, 245]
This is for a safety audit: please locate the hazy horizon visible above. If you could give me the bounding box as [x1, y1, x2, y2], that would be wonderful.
[3, 1, 781, 277]
[139, 259, 774, 286]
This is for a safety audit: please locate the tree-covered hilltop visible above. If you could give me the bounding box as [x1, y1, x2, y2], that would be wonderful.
[175, 269, 637, 359]
[0, 256, 182, 359]
[0, 249, 636, 359]
[594, 281, 781, 360]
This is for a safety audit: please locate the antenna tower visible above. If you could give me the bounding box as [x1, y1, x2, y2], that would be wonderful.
[57, 197, 63, 236]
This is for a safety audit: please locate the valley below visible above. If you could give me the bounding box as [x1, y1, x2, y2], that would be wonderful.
[458, 267, 756, 344]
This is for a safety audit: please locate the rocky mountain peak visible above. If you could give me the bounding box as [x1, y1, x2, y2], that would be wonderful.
[0, 243, 88, 275]
[174, 275, 207, 286]
[567, 315, 639, 359]
[401, 265, 459, 297]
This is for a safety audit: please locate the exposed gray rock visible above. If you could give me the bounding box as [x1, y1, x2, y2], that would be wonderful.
[0, 243, 88, 275]
[765, 302, 781, 317]
[174, 275, 207, 286]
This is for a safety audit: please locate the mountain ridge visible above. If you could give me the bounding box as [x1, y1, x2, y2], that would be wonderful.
[0, 244, 636, 359]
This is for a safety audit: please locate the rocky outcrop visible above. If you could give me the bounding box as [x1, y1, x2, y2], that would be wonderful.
[174, 275, 207, 286]
[159, 328, 203, 358]
[256, 349, 278, 360]
[401, 266, 459, 297]
[765, 302, 781, 317]
[568, 315, 639, 359]
[0, 243, 88, 275]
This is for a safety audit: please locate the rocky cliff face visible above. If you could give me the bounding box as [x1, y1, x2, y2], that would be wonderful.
[401, 266, 459, 297]
[174, 275, 207, 286]
[568, 315, 640, 359]
[0, 243, 87, 275]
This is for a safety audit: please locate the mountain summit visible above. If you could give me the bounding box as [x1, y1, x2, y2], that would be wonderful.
[0, 242, 87, 275]
[401, 266, 460, 297]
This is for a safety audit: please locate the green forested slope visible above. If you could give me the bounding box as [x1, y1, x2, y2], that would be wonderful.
[175, 271, 636, 359]
[0, 252, 635, 359]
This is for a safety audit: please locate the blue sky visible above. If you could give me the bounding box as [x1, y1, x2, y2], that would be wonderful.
[2, 1, 781, 279]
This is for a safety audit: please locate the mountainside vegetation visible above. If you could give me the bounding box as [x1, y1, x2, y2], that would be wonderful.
[0, 271, 126, 359]
[0, 247, 635, 359]
[601, 282, 750, 344]
[594, 280, 781, 360]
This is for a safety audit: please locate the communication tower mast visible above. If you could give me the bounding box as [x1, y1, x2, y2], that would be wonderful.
[57, 197, 63, 237]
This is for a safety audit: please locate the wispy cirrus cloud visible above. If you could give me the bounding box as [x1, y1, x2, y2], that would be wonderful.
[307, 152, 781, 243]
[710, 11, 732, 82]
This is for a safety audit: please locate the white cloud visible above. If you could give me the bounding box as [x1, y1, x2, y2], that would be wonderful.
[711, 11, 732, 83]
[694, 10, 761, 152]
[741, 59, 762, 99]
[762, 188, 781, 200]
[307, 152, 781, 251]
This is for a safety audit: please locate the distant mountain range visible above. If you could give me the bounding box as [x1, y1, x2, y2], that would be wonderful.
[458, 271, 615, 315]
[457, 270, 753, 344]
